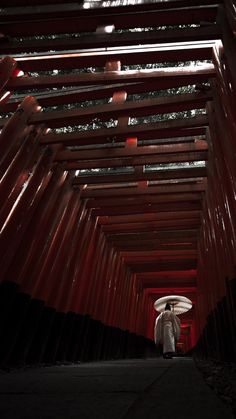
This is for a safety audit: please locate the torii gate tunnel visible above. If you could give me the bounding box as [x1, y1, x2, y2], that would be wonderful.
[0, 0, 236, 367]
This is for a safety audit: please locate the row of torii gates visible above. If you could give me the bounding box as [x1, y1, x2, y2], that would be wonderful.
[0, 0, 236, 367]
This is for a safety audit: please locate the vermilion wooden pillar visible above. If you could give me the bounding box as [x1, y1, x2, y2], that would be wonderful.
[82, 227, 107, 316]
[0, 56, 18, 107]
[56, 199, 88, 313]
[82, 232, 106, 319]
[196, 8, 236, 359]
[68, 211, 98, 313]
[32, 186, 76, 301]
[0, 96, 39, 170]
[224, 0, 236, 36]
[135, 286, 147, 336]
[2, 168, 78, 365]
[95, 245, 115, 324]
[6, 167, 67, 286]
[207, 105, 236, 270]
[74, 216, 99, 315]
[109, 256, 125, 327]
[217, 6, 236, 94]
[0, 149, 57, 279]
[40, 189, 83, 363]
[211, 96, 236, 244]
[0, 95, 77, 365]
[53, 202, 95, 362]
[118, 267, 133, 330]
[43, 191, 82, 306]
[21, 172, 74, 296]
[105, 253, 122, 326]
[61, 207, 100, 314]
[0, 126, 44, 225]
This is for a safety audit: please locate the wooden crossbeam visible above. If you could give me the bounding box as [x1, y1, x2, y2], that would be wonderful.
[128, 260, 197, 272]
[41, 115, 208, 147]
[101, 217, 200, 233]
[0, 26, 221, 53]
[107, 229, 198, 241]
[97, 210, 201, 224]
[127, 255, 198, 262]
[107, 229, 198, 238]
[1, 78, 211, 114]
[0, 5, 218, 36]
[113, 243, 198, 251]
[108, 235, 198, 245]
[65, 151, 207, 170]
[8, 65, 215, 90]
[85, 193, 203, 209]
[58, 141, 208, 161]
[63, 139, 208, 158]
[73, 166, 206, 185]
[92, 201, 202, 216]
[141, 280, 197, 289]
[27, 91, 212, 128]
[123, 251, 197, 260]
[137, 270, 197, 278]
[1, 0, 83, 7]
[1, 0, 84, 7]
[81, 182, 206, 198]
[13, 43, 214, 71]
[56, 141, 208, 170]
[114, 244, 197, 251]
[122, 242, 199, 250]
[44, 128, 208, 147]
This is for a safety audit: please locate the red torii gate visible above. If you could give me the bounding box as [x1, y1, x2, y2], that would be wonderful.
[0, 0, 236, 366]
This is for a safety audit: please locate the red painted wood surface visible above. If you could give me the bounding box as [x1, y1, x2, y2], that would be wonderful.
[0, 3, 218, 36]
[1, 0, 236, 352]
[0, 26, 222, 54]
[0, 56, 17, 107]
[13, 44, 213, 72]
[0, 147, 54, 281]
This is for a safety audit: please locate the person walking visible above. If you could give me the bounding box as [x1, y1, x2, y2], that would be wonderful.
[154, 303, 181, 359]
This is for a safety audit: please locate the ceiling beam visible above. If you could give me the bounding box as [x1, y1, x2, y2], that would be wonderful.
[41, 115, 208, 147]
[92, 202, 202, 216]
[123, 251, 197, 260]
[101, 217, 201, 233]
[13, 43, 214, 71]
[113, 244, 197, 252]
[107, 228, 198, 238]
[0, 4, 218, 36]
[128, 260, 197, 272]
[81, 181, 206, 198]
[73, 166, 206, 185]
[8, 65, 215, 91]
[98, 210, 201, 224]
[85, 193, 203, 209]
[109, 235, 198, 246]
[1, 26, 221, 54]
[65, 151, 207, 170]
[27, 91, 212, 128]
[56, 140, 208, 162]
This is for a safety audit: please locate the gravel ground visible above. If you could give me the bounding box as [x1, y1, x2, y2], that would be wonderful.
[194, 357, 236, 417]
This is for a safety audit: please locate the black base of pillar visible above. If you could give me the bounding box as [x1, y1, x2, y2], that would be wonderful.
[26, 306, 56, 365]
[0, 282, 157, 368]
[0, 283, 31, 367]
[9, 298, 45, 366]
[194, 277, 236, 362]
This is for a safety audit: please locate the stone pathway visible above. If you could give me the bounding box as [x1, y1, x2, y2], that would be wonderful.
[0, 358, 234, 419]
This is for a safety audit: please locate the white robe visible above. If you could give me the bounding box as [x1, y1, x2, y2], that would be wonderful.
[154, 310, 180, 354]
